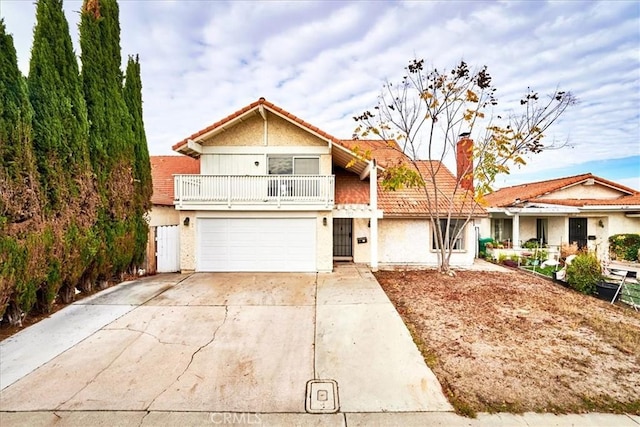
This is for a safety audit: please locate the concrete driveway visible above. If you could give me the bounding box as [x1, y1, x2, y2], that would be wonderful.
[0, 265, 451, 425]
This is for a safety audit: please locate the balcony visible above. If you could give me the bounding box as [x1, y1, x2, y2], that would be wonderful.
[174, 175, 335, 210]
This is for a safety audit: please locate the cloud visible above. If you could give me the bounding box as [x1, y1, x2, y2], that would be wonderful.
[1, 0, 638, 189]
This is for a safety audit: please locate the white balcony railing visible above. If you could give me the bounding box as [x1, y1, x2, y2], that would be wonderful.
[174, 175, 335, 208]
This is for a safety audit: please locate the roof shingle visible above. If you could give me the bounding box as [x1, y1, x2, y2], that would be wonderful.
[484, 173, 639, 208]
[377, 160, 485, 218]
[151, 156, 200, 206]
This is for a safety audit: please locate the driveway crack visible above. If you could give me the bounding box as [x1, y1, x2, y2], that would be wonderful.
[106, 327, 187, 346]
[55, 330, 142, 410]
[147, 305, 230, 408]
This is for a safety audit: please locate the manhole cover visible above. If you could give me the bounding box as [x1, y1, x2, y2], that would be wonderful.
[305, 379, 339, 414]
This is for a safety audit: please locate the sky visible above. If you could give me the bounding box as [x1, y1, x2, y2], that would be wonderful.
[2, 0, 639, 191]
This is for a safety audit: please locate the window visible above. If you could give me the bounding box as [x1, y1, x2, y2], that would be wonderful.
[267, 156, 320, 197]
[492, 218, 513, 243]
[268, 156, 319, 175]
[536, 218, 548, 245]
[433, 219, 465, 250]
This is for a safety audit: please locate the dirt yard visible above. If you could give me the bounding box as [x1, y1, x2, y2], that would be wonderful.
[375, 269, 640, 416]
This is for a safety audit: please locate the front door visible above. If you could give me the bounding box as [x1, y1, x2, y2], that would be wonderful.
[569, 218, 588, 249]
[333, 218, 353, 258]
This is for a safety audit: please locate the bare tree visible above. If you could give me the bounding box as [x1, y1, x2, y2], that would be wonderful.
[353, 59, 576, 274]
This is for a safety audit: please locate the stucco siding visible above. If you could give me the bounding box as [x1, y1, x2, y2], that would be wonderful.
[267, 113, 326, 146]
[202, 113, 264, 147]
[379, 218, 477, 267]
[519, 217, 537, 243]
[352, 218, 371, 263]
[379, 219, 431, 263]
[149, 205, 180, 227]
[179, 211, 196, 272]
[316, 214, 333, 272]
[547, 183, 623, 199]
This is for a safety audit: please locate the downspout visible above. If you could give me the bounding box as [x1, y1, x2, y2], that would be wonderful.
[369, 159, 378, 271]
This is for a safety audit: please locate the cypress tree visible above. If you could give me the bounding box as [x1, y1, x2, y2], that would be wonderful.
[124, 55, 152, 267]
[27, 0, 99, 307]
[80, 0, 136, 279]
[28, 0, 92, 210]
[0, 20, 46, 322]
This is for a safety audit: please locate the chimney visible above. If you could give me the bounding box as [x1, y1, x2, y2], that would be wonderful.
[456, 133, 474, 192]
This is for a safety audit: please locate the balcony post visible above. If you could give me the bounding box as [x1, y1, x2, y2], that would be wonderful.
[277, 175, 281, 208]
[176, 175, 183, 208]
[227, 175, 231, 208]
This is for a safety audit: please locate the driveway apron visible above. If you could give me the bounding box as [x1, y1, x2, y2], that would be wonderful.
[0, 267, 451, 417]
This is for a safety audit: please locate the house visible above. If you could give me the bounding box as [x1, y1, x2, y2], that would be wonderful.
[164, 97, 486, 273]
[482, 173, 640, 261]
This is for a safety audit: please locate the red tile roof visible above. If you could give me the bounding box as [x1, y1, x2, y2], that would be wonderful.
[151, 156, 200, 205]
[338, 139, 406, 168]
[378, 160, 485, 218]
[484, 173, 639, 208]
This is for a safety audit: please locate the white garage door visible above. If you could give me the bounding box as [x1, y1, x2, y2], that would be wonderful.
[197, 218, 316, 272]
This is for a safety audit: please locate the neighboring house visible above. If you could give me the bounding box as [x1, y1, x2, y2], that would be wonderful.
[483, 173, 640, 261]
[166, 97, 485, 273]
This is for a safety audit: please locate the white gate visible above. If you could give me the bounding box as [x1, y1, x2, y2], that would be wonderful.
[156, 225, 180, 273]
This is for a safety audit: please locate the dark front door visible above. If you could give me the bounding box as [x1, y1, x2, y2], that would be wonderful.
[333, 218, 353, 258]
[569, 218, 588, 249]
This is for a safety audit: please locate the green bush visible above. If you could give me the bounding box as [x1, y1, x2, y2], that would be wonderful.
[566, 253, 601, 295]
[609, 234, 640, 262]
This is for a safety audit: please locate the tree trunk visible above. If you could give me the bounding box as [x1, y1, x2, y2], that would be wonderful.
[96, 279, 109, 290]
[78, 275, 93, 294]
[4, 302, 24, 327]
[58, 285, 75, 304]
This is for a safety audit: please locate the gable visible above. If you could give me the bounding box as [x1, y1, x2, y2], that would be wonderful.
[543, 181, 628, 200]
[199, 111, 327, 148]
[485, 173, 639, 208]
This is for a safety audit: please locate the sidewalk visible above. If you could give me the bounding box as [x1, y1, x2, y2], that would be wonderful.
[1, 410, 638, 426]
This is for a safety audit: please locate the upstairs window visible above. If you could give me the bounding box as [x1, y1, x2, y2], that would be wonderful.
[268, 156, 319, 175]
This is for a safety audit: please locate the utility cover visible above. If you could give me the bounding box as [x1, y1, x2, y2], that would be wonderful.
[305, 379, 339, 413]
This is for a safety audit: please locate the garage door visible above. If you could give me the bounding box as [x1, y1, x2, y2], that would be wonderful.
[197, 218, 316, 272]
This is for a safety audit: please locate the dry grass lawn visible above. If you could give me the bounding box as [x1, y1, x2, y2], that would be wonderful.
[375, 269, 640, 417]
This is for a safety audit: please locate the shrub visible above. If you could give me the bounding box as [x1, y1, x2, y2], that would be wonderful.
[608, 234, 640, 262]
[561, 242, 579, 259]
[566, 253, 601, 295]
[502, 259, 519, 268]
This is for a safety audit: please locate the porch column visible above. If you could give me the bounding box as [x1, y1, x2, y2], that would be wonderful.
[512, 213, 520, 248]
[369, 160, 378, 271]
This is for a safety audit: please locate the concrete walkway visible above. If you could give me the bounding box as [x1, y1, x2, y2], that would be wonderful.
[1, 265, 637, 426]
